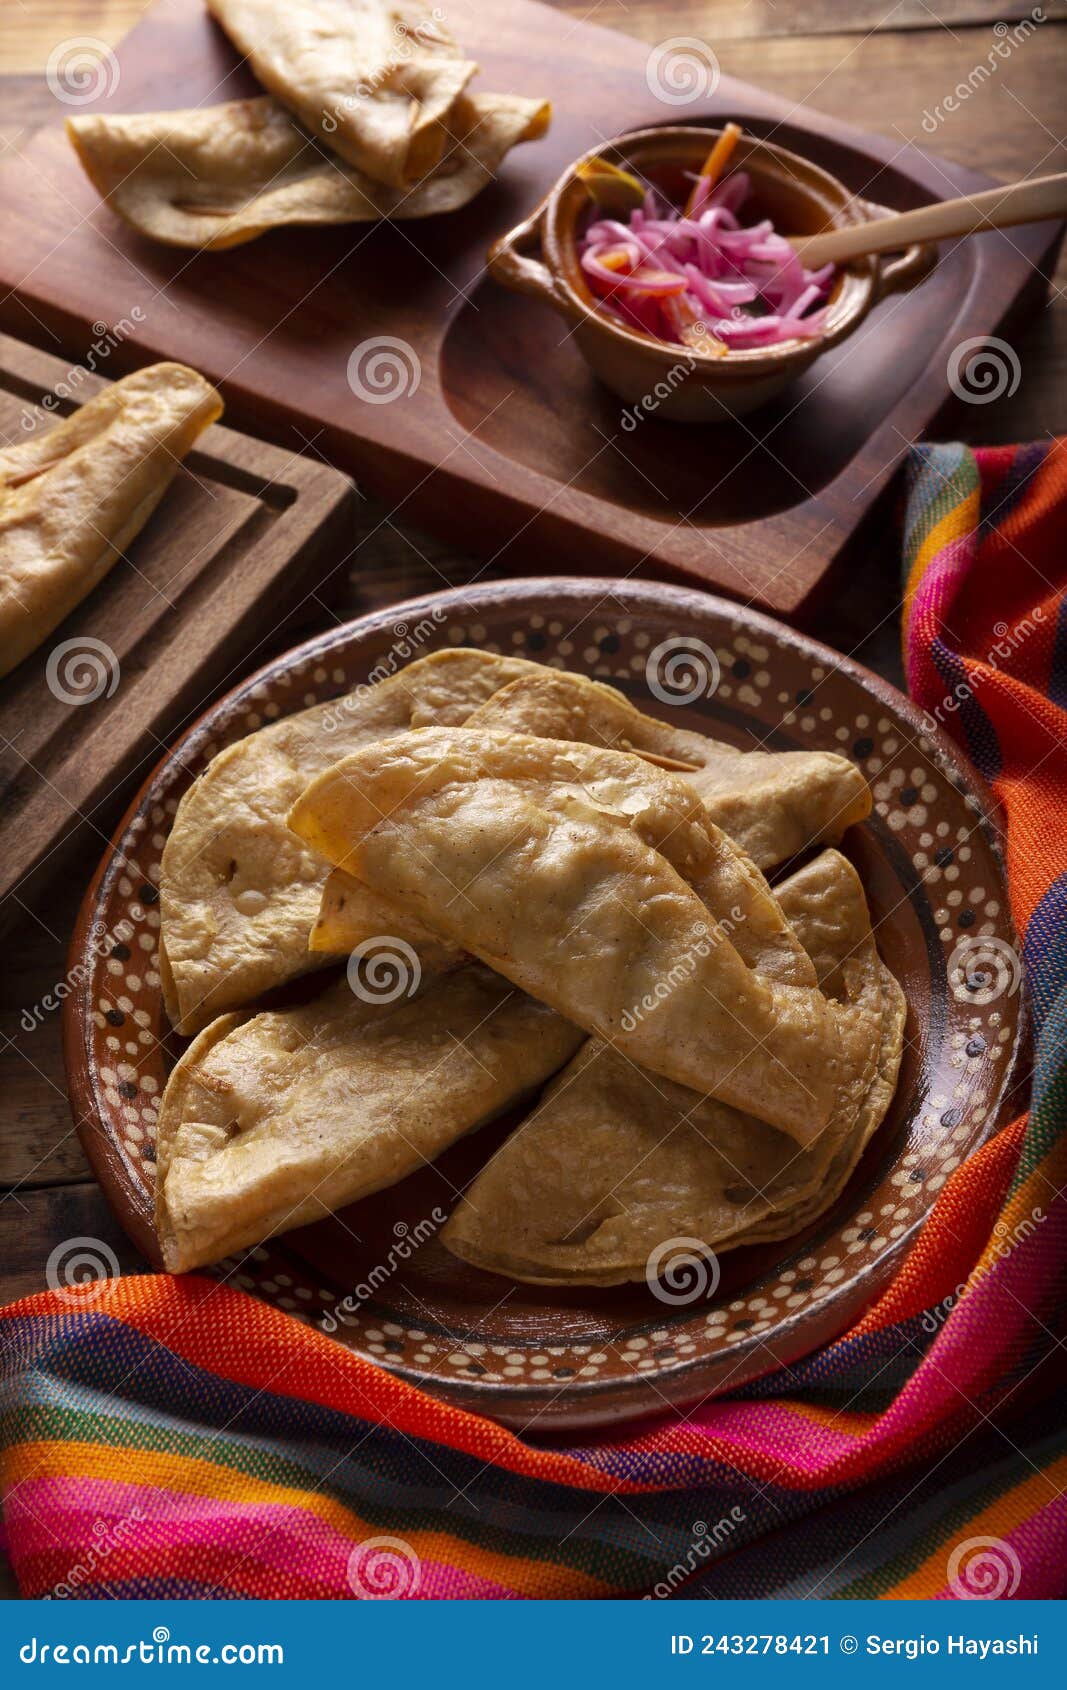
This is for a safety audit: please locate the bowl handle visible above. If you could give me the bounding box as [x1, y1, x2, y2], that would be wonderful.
[859, 198, 938, 300]
[876, 239, 939, 298]
[488, 198, 573, 314]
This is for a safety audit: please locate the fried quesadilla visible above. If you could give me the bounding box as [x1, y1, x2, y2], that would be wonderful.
[288, 727, 874, 1144]
[0, 364, 221, 679]
[308, 668, 869, 963]
[156, 963, 583, 1273]
[67, 92, 550, 251]
[442, 851, 905, 1284]
[154, 636, 902, 1289]
[471, 670, 871, 870]
[207, 0, 474, 186]
[159, 649, 542, 1035]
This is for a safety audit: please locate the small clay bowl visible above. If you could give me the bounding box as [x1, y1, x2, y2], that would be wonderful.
[488, 125, 937, 421]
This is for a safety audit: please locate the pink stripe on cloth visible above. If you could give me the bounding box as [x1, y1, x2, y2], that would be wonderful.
[685, 1204, 1066, 1487]
[12, 1478, 514, 1600]
[679, 1402, 862, 1470]
[905, 531, 977, 696]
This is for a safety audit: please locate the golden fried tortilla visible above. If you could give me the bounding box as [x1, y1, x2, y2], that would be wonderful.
[155, 963, 584, 1273]
[159, 649, 544, 1035]
[208, 0, 475, 186]
[67, 92, 550, 250]
[470, 670, 871, 871]
[309, 667, 868, 963]
[311, 804, 814, 983]
[309, 875, 462, 972]
[0, 364, 221, 679]
[312, 862, 468, 964]
[442, 851, 903, 1285]
[289, 728, 874, 1144]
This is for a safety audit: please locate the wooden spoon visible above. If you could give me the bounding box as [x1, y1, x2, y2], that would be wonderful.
[792, 171, 1067, 268]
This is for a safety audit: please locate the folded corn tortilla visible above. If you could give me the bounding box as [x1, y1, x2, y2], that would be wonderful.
[471, 670, 871, 870]
[156, 962, 584, 1272]
[308, 666, 868, 966]
[159, 648, 543, 1034]
[442, 850, 903, 1284]
[208, 0, 475, 186]
[288, 727, 874, 1144]
[67, 92, 550, 250]
[0, 363, 221, 679]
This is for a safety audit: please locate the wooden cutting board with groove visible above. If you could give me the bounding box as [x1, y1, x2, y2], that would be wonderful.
[0, 331, 356, 930]
[0, 0, 1061, 617]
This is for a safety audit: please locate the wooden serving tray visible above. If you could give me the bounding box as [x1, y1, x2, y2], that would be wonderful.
[0, 0, 1060, 617]
[0, 331, 356, 929]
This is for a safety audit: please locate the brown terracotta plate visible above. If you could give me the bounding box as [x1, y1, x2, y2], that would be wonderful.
[64, 580, 1027, 1430]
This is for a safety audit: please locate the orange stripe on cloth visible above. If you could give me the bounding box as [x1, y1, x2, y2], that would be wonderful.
[997, 765, 1067, 932]
[850, 1116, 1027, 1337]
[0, 1277, 649, 1497]
[881, 1448, 1067, 1598]
[5, 1440, 615, 1600]
[903, 486, 980, 622]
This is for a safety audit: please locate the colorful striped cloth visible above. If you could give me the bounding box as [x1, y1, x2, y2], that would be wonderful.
[2, 439, 1065, 1600]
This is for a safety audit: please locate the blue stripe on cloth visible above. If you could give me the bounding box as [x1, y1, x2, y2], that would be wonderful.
[0, 1312, 750, 1571]
[930, 641, 1001, 781]
[685, 1402, 1067, 1599]
[1024, 873, 1067, 1045]
[902, 443, 973, 577]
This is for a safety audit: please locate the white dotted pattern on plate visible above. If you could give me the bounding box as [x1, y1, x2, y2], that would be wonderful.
[85, 613, 1020, 1395]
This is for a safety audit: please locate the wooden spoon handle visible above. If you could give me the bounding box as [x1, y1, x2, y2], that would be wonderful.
[794, 172, 1067, 268]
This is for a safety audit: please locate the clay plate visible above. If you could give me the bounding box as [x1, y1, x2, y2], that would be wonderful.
[64, 580, 1027, 1430]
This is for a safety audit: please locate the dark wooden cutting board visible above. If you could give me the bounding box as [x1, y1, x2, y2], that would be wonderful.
[0, 0, 1060, 616]
[0, 331, 356, 930]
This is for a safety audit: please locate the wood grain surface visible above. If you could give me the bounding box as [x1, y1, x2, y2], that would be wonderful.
[0, 0, 1060, 617]
[0, 331, 358, 928]
[0, 0, 1063, 1596]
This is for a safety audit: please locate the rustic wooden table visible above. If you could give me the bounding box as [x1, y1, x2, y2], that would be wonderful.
[0, 0, 1063, 1599]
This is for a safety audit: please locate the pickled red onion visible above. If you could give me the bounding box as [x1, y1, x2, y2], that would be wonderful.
[578, 171, 834, 351]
